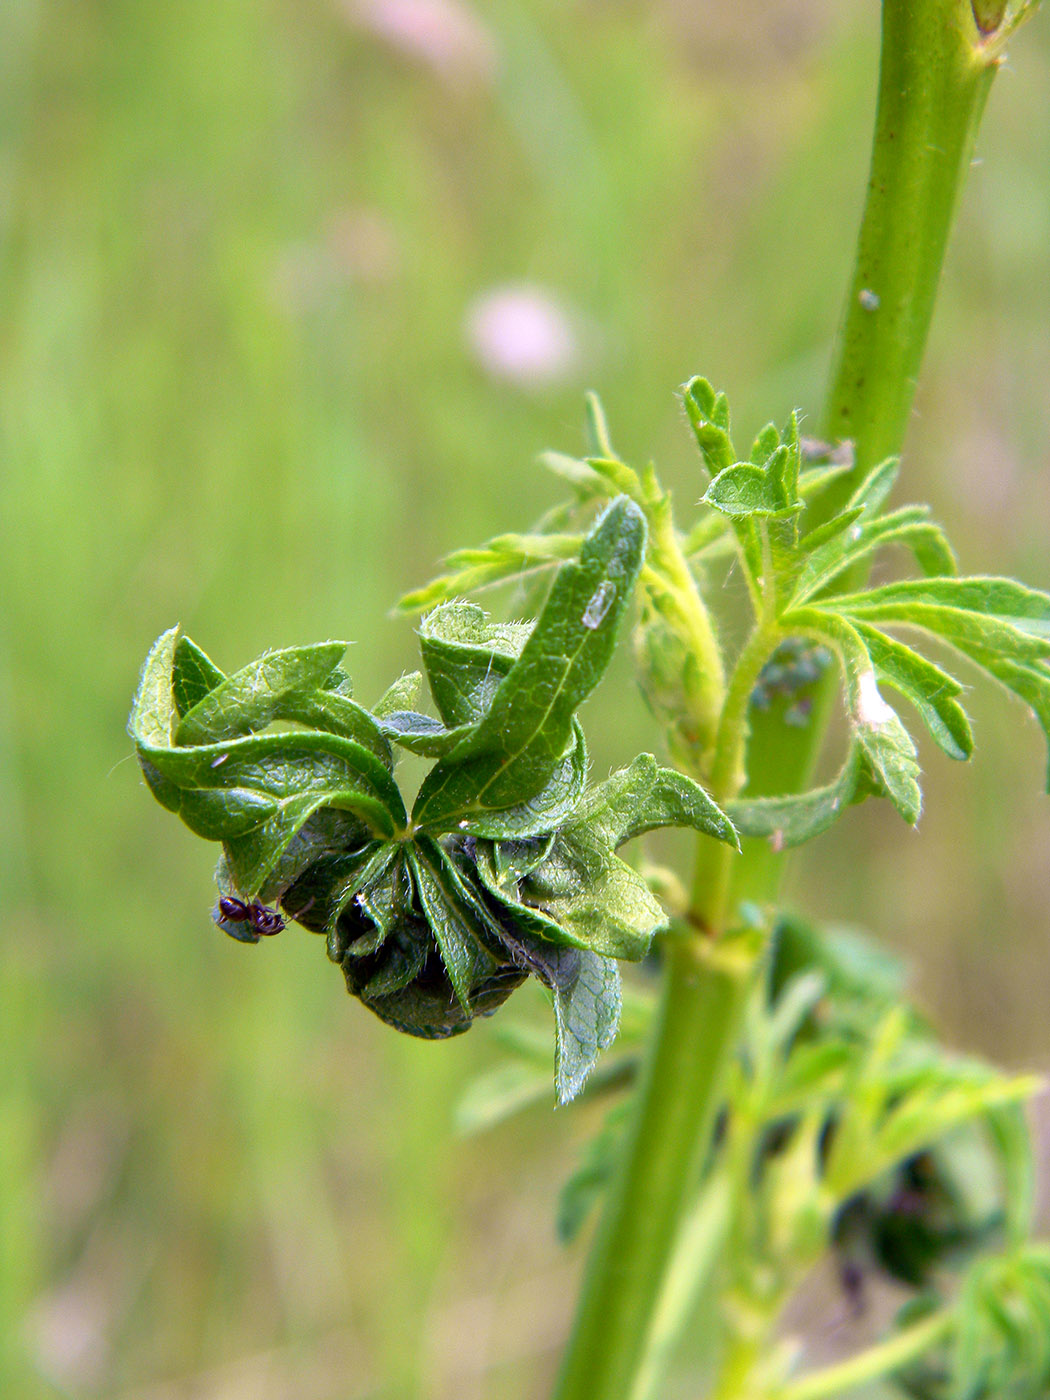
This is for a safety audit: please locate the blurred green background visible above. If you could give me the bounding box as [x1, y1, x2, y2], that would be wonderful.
[2, 2, 1048, 1396]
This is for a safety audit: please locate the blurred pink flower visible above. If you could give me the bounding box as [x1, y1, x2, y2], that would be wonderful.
[346, 0, 497, 87]
[466, 285, 582, 389]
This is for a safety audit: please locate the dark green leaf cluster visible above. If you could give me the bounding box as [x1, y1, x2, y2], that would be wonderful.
[130, 499, 736, 1101]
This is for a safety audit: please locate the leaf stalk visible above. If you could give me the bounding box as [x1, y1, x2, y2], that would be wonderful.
[777, 1306, 954, 1400]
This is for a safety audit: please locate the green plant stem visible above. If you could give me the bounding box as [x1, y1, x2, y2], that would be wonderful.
[643, 488, 727, 760]
[731, 0, 1006, 907]
[778, 1306, 954, 1400]
[552, 616, 772, 1400]
[628, 1170, 733, 1400]
[551, 925, 761, 1400]
[691, 621, 783, 922]
[823, 0, 999, 488]
[552, 6, 1018, 1398]
[708, 622, 782, 801]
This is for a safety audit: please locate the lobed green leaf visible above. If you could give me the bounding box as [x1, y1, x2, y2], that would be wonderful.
[174, 642, 348, 744]
[682, 376, 734, 475]
[702, 461, 802, 521]
[831, 575, 1050, 647]
[792, 506, 957, 607]
[417, 602, 530, 728]
[130, 629, 407, 895]
[785, 607, 921, 825]
[728, 746, 872, 848]
[576, 752, 738, 850]
[853, 622, 973, 761]
[551, 950, 622, 1106]
[470, 759, 732, 962]
[475, 830, 661, 963]
[520, 831, 667, 960]
[855, 709, 922, 825]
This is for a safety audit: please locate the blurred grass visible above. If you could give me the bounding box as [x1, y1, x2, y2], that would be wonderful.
[1, 1, 1048, 1396]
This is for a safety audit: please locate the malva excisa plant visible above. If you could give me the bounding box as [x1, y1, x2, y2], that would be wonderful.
[130, 3, 1049, 1398]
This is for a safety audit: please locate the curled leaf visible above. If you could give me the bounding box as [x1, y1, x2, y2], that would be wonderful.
[129, 629, 406, 895]
[413, 496, 647, 832]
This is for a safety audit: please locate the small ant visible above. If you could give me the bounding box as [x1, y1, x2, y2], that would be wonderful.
[215, 895, 285, 943]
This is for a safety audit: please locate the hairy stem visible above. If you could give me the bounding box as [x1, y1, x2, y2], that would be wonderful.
[709, 623, 783, 802]
[645, 493, 728, 765]
[691, 622, 783, 922]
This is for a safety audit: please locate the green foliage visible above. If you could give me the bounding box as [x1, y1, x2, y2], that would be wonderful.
[130, 500, 735, 1101]
[458, 909, 1044, 1395]
[673, 384, 1050, 837]
[413, 497, 647, 832]
[132, 368, 1050, 1386]
[722, 924, 1042, 1398]
[897, 1247, 1050, 1400]
[682, 375, 734, 476]
[403, 378, 1050, 848]
[557, 1098, 633, 1244]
